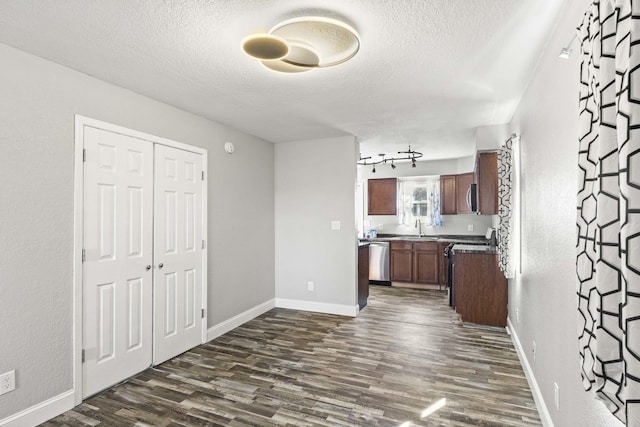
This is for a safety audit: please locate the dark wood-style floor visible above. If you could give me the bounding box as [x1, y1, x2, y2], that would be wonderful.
[43, 286, 541, 426]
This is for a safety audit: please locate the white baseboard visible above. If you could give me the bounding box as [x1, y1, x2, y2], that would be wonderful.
[275, 298, 358, 317]
[207, 298, 275, 341]
[0, 389, 74, 427]
[507, 317, 554, 427]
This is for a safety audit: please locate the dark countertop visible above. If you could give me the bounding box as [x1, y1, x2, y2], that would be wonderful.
[359, 234, 489, 245]
[358, 241, 370, 248]
[451, 244, 499, 254]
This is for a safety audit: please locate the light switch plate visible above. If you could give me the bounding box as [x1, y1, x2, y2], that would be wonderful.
[331, 221, 341, 230]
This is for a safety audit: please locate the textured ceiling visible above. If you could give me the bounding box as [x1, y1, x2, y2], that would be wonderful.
[0, 0, 567, 160]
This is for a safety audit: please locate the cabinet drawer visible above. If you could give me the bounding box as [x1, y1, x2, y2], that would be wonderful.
[413, 241, 438, 252]
[391, 241, 413, 250]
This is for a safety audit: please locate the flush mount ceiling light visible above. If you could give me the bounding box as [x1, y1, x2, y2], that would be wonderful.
[242, 16, 360, 73]
[357, 145, 424, 173]
[241, 34, 290, 60]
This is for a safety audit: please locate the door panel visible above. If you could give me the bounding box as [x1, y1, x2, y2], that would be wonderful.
[83, 127, 153, 397]
[153, 144, 203, 365]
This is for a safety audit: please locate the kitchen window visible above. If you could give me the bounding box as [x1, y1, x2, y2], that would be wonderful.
[397, 176, 443, 227]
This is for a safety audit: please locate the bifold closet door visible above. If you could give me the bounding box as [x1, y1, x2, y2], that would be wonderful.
[153, 144, 204, 365]
[82, 127, 154, 397]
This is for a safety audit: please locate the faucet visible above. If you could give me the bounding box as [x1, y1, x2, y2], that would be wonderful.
[415, 219, 423, 237]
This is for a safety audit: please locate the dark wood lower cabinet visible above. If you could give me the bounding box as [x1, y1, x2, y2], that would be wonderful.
[453, 252, 507, 327]
[390, 240, 442, 285]
[413, 242, 439, 284]
[390, 241, 413, 282]
[358, 245, 369, 309]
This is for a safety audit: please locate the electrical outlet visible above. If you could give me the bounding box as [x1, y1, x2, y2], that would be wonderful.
[331, 221, 341, 231]
[532, 341, 536, 363]
[377, 223, 384, 230]
[307, 281, 314, 291]
[0, 370, 15, 395]
[467, 224, 474, 232]
[554, 382, 560, 410]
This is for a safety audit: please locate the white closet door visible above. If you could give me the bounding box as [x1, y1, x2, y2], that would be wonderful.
[153, 144, 204, 365]
[82, 127, 154, 397]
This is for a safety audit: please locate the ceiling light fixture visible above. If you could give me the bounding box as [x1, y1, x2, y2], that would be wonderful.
[358, 145, 423, 173]
[242, 16, 360, 73]
[241, 34, 290, 60]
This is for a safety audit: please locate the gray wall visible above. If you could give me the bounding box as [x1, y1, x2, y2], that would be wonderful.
[507, 0, 622, 425]
[0, 43, 275, 419]
[275, 136, 357, 308]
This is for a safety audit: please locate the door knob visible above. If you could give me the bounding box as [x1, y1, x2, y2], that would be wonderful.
[158, 263, 164, 269]
[146, 265, 152, 271]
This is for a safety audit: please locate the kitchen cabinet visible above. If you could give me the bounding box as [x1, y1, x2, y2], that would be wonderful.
[440, 152, 498, 216]
[390, 240, 441, 284]
[439, 173, 474, 215]
[368, 178, 397, 215]
[413, 242, 439, 284]
[475, 152, 498, 215]
[453, 251, 507, 327]
[358, 244, 370, 309]
[390, 241, 413, 282]
[440, 175, 457, 214]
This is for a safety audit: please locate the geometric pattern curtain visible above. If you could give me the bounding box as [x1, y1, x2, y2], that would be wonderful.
[577, 1, 640, 424]
[498, 137, 514, 279]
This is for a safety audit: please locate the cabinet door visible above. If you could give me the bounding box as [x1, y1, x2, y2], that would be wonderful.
[390, 246, 413, 282]
[455, 173, 474, 214]
[476, 152, 498, 215]
[368, 178, 397, 215]
[453, 252, 507, 327]
[413, 242, 439, 284]
[358, 246, 369, 308]
[440, 175, 457, 214]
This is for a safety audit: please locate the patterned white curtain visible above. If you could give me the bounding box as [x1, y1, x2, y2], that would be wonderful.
[577, 1, 640, 424]
[498, 138, 514, 279]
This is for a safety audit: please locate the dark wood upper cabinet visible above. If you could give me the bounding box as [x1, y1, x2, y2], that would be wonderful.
[440, 175, 457, 214]
[368, 178, 397, 215]
[455, 173, 474, 214]
[475, 152, 498, 215]
[440, 173, 474, 215]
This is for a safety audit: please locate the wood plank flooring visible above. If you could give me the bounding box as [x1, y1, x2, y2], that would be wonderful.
[43, 286, 541, 426]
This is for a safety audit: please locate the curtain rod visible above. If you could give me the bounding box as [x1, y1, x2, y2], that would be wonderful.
[506, 133, 517, 144]
[559, 33, 578, 59]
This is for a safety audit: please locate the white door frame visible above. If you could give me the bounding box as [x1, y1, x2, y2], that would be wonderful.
[72, 115, 208, 405]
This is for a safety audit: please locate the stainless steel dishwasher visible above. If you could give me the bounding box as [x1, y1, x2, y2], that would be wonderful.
[369, 241, 390, 285]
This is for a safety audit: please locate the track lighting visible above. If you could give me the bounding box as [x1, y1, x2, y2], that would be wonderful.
[358, 145, 423, 172]
[559, 34, 577, 59]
